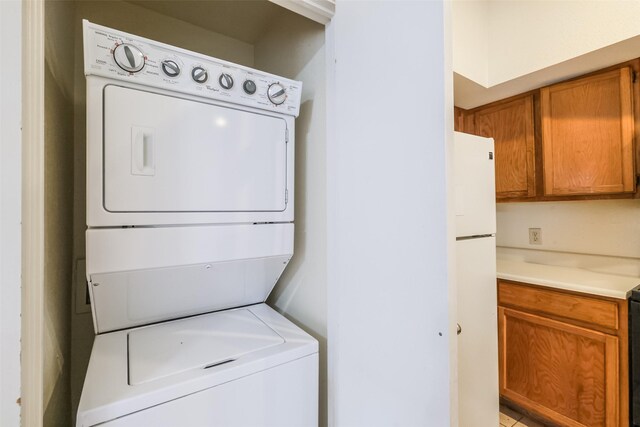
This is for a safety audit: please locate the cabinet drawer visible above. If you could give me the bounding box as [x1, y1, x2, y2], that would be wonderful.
[498, 280, 619, 330]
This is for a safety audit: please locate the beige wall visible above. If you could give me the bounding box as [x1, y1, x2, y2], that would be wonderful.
[44, 1, 76, 425]
[254, 11, 327, 427]
[496, 200, 640, 261]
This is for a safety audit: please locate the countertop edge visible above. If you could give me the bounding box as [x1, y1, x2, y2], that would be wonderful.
[496, 271, 628, 300]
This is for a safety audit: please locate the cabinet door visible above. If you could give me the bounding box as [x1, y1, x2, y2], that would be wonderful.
[541, 67, 635, 196]
[499, 307, 619, 427]
[474, 95, 536, 199]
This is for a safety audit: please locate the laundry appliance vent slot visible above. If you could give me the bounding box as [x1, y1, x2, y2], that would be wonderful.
[204, 359, 235, 370]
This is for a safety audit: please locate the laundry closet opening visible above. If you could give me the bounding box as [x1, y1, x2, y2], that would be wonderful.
[44, 1, 327, 425]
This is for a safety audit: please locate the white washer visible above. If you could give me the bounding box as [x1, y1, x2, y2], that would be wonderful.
[77, 21, 318, 427]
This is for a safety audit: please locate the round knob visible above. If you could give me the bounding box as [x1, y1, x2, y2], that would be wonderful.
[192, 66, 208, 83]
[267, 83, 286, 105]
[219, 73, 234, 90]
[243, 79, 257, 95]
[113, 43, 145, 73]
[161, 60, 180, 78]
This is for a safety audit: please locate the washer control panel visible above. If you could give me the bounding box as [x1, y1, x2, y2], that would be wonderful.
[83, 20, 302, 117]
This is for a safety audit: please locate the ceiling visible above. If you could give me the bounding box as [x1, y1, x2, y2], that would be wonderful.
[126, 0, 286, 44]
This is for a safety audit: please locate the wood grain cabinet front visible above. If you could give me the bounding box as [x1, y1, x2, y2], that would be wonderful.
[454, 61, 638, 202]
[541, 67, 636, 196]
[473, 95, 537, 200]
[498, 280, 629, 427]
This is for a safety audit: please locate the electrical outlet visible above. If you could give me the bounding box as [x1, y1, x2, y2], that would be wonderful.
[528, 228, 542, 245]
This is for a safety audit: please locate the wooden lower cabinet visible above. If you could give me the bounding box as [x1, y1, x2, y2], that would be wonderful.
[498, 280, 628, 427]
[499, 307, 619, 426]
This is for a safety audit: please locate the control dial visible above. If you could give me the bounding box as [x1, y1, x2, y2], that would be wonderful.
[192, 66, 208, 83]
[243, 79, 257, 95]
[113, 43, 145, 73]
[219, 73, 234, 90]
[161, 60, 180, 77]
[267, 83, 287, 105]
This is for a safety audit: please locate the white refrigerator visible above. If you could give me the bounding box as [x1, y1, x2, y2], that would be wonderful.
[454, 131, 499, 427]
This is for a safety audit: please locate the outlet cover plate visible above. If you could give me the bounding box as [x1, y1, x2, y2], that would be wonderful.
[529, 228, 542, 245]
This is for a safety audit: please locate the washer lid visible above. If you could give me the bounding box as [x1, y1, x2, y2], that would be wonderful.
[86, 223, 294, 334]
[128, 308, 284, 385]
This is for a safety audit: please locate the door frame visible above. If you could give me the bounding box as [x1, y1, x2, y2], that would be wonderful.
[22, 0, 45, 425]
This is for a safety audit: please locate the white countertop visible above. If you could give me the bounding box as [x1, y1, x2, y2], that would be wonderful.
[496, 259, 640, 300]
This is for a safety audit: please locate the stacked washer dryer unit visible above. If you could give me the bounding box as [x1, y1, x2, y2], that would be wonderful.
[77, 20, 318, 427]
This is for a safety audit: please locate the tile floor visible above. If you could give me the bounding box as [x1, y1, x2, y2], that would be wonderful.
[499, 405, 547, 427]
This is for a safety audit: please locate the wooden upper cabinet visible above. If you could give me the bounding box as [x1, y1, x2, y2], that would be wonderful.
[454, 107, 464, 132]
[473, 95, 536, 199]
[454, 106, 474, 134]
[541, 67, 636, 196]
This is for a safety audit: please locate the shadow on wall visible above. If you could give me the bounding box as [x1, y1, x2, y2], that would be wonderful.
[44, 0, 76, 425]
[267, 96, 328, 427]
[274, 99, 314, 291]
[255, 11, 327, 427]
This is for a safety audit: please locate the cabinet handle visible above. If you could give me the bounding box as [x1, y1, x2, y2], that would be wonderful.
[457, 323, 462, 335]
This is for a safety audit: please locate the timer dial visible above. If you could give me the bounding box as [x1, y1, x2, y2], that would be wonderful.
[267, 83, 287, 105]
[113, 43, 145, 73]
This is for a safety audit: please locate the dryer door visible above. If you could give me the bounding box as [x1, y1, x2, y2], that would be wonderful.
[103, 85, 288, 213]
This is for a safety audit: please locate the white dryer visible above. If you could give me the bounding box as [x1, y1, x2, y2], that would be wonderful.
[77, 21, 318, 427]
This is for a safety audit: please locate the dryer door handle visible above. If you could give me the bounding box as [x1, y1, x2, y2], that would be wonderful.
[131, 126, 155, 176]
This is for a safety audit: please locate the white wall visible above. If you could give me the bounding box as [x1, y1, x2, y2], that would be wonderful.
[488, 0, 640, 85]
[452, 0, 488, 87]
[454, 0, 640, 87]
[496, 200, 640, 271]
[453, 0, 640, 107]
[327, 1, 454, 425]
[254, 10, 328, 427]
[0, 1, 22, 425]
